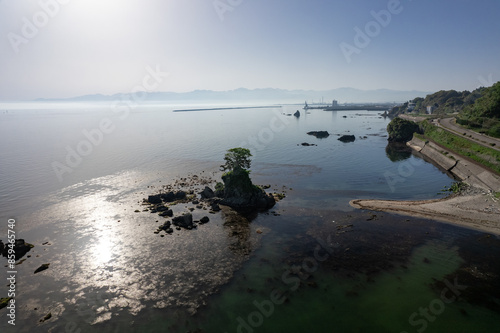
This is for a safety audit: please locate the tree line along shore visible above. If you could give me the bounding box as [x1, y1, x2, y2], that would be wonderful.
[351, 82, 500, 234]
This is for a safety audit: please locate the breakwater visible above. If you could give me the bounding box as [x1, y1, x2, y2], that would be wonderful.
[407, 136, 500, 192]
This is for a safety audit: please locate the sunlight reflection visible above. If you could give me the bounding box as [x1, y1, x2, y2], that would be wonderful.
[93, 237, 113, 265]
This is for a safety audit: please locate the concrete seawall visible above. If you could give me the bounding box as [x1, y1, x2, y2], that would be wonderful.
[407, 136, 500, 192]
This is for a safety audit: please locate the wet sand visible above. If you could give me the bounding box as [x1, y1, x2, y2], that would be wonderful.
[350, 191, 500, 235]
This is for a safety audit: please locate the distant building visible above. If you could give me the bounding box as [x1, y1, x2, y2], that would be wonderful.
[426, 105, 435, 114]
[407, 101, 416, 112]
[332, 100, 338, 107]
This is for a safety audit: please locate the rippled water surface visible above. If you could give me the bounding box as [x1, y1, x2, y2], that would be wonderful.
[1, 102, 499, 332]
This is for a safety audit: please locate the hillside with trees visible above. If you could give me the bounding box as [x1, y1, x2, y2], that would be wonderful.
[388, 88, 485, 117]
[457, 82, 500, 137]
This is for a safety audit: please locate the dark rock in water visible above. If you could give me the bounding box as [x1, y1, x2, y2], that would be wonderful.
[158, 221, 171, 231]
[159, 209, 173, 217]
[40, 312, 52, 322]
[386, 118, 420, 142]
[214, 183, 225, 197]
[155, 205, 169, 212]
[160, 192, 176, 202]
[301, 142, 317, 146]
[210, 202, 221, 212]
[294, 110, 300, 117]
[34, 263, 50, 274]
[307, 131, 329, 139]
[200, 186, 215, 199]
[172, 213, 194, 229]
[2, 239, 34, 260]
[219, 168, 275, 211]
[175, 191, 187, 200]
[338, 135, 356, 143]
[148, 194, 162, 204]
[343, 115, 347, 118]
[199, 216, 210, 224]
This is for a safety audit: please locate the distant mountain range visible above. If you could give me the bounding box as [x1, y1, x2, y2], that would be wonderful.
[35, 87, 432, 104]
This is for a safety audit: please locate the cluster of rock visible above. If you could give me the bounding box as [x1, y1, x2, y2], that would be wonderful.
[338, 135, 356, 143]
[144, 189, 215, 234]
[0, 239, 34, 260]
[147, 190, 187, 205]
[143, 170, 277, 235]
[306, 131, 356, 143]
[155, 213, 210, 234]
[219, 168, 276, 212]
[307, 131, 330, 139]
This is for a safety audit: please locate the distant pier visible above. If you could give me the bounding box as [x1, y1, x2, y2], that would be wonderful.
[173, 105, 282, 112]
[304, 100, 395, 112]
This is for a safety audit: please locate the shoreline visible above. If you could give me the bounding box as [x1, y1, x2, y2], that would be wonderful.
[350, 126, 500, 236]
[350, 190, 500, 235]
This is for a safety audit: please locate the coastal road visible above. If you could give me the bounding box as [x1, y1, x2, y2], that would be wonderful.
[398, 114, 428, 123]
[437, 118, 500, 152]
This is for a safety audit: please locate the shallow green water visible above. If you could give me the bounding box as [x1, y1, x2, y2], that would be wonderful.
[183, 239, 498, 333]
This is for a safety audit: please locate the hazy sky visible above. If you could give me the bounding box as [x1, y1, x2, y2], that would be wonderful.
[0, 0, 499, 100]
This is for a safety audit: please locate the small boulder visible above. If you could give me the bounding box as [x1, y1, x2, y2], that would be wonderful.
[160, 192, 176, 202]
[147, 195, 162, 204]
[172, 213, 194, 229]
[175, 191, 187, 200]
[200, 186, 215, 199]
[210, 202, 221, 212]
[338, 135, 355, 143]
[294, 110, 300, 117]
[199, 216, 210, 224]
[156, 205, 169, 212]
[307, 131, 329, 139]
[34, 263, 50, 274]
[2, 239, 34, 260]
[159, 209, 173, 217]
[158, 221, 171, 231]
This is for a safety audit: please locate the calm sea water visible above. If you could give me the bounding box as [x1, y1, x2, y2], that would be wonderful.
[0, 102, 499, 332]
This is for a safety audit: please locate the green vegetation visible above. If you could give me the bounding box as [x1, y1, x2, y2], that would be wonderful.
[441, 182, 467, 194]
[0, 297, 12, 310]
[389, 83, 498, 118]
[387, 118, 420, 142]
[495, 192, 500, 199]
[219, 147, 263, 200]
[390, 81, 500, 138]
[222, 168, 259, 193]
[389, 89, 483, 117]
[457, 82, 500, 138]
[420, 120, 500, 174]
[220, 147, 252, 172]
